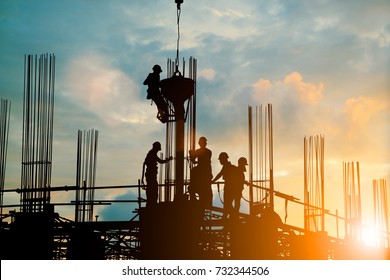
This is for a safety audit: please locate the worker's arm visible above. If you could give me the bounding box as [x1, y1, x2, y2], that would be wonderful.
[212, 169, 223, 183]
[188, 149, 198, 163]
[157, 156, 173, 164]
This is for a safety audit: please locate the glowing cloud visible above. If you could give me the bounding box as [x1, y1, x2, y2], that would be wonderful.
[252, 79, 272, 95]
[252, 72, 324, 106]
[62, 53, 150, 126]
[198, 68, 216, 81]
[343, 95, 388, 139]
[283, 72, 324, 105]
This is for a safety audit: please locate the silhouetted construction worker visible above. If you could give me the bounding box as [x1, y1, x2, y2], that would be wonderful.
[143, 64, 169, 122]
[142, 141, 173, 207]
[189, 136, 213, 208]
[230, 157, 248, 218]
[212, 152, 236, 219]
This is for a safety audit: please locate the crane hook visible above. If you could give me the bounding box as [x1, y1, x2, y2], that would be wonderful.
[175, 0, 183, 10]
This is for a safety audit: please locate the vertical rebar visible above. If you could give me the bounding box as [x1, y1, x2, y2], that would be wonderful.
[248, 106, 253, 214]
[162, 57, 196, 200]
[373, 179, 389, 247]
[343, 161, 362, 240]
[0, 99, 11, 217]
[75, 129, 98, 222]
[20, 54, 55, 213]
[268, 104, 274, 209]
[304, 135, 325, 232]
[248, 104, 274, 215]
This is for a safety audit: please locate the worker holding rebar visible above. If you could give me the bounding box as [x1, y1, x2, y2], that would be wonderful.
[189, 136, 213, 208]
[143, 64, 169, 122]
[142, 141, 173, 207]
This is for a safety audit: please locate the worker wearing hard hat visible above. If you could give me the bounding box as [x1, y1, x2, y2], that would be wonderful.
[143, 64, 169, 122]
[233, 157, 248, 218]
[212, 152, 236, 219]
[189, 136, 213, 208]
[142, 141, 173, 207]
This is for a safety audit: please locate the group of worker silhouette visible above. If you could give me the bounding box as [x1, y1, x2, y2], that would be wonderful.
[143, 64, 248, 219]
[142, 136, 248, 220]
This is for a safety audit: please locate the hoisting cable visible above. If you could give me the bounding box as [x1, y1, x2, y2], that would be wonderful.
[242, 189, 269, 204]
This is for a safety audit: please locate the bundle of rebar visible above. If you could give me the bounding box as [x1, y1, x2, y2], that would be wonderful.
[304, 135, 325, 232]
[20, 54, 55, 213]
[75, 129, 98, 222]
[248, 104, 274, 214]
[373, 179, 389, 247]
[342, 161, 362, 240]
[0, 99, 11, 217]
[160, 57, 197, 202]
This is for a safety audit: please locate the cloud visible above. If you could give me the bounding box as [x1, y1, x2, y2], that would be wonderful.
[98, 192, 139, 221]
[251, 71, 324, 106]
[62, 52, 151, 126]
[206, 7, 250, 19]
[284, 72, 324, 105]
[253, 79, 272, 94]
[198, 68, 216, 80]
[313, 16, 340, 31]
[342, 95, 388, 140]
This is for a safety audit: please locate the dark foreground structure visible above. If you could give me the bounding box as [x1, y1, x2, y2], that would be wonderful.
[1, 2, 389, 261]
[1, 197, 389, 260]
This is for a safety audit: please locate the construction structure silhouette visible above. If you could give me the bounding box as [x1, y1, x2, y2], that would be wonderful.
[1, 1, 389, 260]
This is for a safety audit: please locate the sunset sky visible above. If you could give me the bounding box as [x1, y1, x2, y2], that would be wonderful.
[1, 0, 389, 237]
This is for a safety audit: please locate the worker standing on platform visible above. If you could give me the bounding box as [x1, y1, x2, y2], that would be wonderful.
[143, 64, 169, 122]
[189, 136, 213, 208]
[212, 152, 236, 219]
[231, 157, 248, 218]
[142, 141, 173, 207]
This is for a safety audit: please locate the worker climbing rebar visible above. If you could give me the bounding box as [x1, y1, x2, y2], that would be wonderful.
[143, 64, 169, 123]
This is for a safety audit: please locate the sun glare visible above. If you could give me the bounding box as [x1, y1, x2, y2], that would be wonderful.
[362, 227, 381, 247]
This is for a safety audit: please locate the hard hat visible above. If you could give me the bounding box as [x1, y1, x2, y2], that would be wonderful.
[238, 157, 248, 166]
[152, 141, 161, 150]
[152, 64, 162, 73]
[218, 152, 229, 160]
